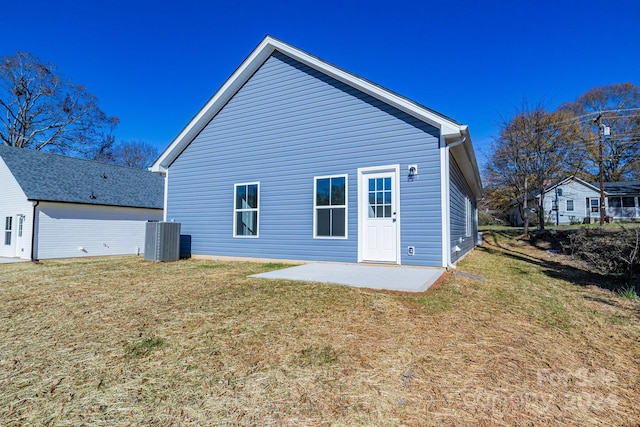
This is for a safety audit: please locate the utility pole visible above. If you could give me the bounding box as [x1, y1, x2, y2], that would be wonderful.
[555, 187, 559, 226]
[594, 114, 605, 226]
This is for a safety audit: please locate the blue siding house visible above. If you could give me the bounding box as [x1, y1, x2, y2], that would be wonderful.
[152, 36, 482, 268]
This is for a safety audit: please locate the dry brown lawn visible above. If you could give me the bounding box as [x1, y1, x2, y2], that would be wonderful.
[0, 233, 639, 426]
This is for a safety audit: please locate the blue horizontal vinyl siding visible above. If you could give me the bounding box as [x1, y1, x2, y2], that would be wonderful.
[449, 156, 477, 263]
[167, 51, 443, 266]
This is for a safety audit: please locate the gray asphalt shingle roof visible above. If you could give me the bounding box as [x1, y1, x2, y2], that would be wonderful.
[597, 181, 640, 195]
[0, 145, 164, 209]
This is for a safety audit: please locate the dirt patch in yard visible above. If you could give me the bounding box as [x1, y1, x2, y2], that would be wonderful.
[0, 244, 638, 426]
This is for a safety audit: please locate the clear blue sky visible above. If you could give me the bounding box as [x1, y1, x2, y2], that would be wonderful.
[2, 0, 639, 165]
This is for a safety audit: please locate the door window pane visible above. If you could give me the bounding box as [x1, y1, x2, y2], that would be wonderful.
[368, 177, 392, 218]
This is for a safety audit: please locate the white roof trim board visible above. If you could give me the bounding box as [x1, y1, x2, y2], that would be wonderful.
[539, 176, 603, 197]
[152, 36, 481, 196]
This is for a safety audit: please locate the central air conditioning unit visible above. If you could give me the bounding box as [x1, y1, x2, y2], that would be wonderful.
[144, 221, 181, 262]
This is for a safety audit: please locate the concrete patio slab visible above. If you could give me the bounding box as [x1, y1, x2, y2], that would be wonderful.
[250, 262, 445, 292]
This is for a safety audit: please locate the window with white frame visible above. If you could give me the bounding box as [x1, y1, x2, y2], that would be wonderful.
[4, 216, 12, 245]
[234, 183, 259, 237]
[314, 175, 347, 238]
[566, 199, 574, 211]
[465, 197, 472, 237]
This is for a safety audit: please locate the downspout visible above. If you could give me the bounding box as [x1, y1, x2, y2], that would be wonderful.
[162, 170, 169, 222]
[444, 131, 468, 269]
[30, 201, 39, 263]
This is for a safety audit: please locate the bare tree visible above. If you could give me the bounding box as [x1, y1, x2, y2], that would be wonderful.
[109, 140, 159, 169]
[485, 100, 580, 232]
[485, 111, 535, 234]
[559, 83, 640, 182]
[0, 51, 118, 158]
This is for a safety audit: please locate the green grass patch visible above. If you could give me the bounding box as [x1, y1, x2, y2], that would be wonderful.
[124, 336, 167, 357]
[617, 286, 640, 300]
[260, 262, 295, 270]
[299, 345, 340, 366]
[399, 285, 461, 314]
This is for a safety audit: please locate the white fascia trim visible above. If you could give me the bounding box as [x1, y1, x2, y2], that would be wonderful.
[152, 36, 465, 172]
[440, 137, 451, 268]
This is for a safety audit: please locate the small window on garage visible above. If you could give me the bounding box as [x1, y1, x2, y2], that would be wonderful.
[4, 216, 12, 245]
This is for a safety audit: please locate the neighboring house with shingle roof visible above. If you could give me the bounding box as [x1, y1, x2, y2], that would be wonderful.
[509, 176, 640, 226]
[0, 145, 163, 260]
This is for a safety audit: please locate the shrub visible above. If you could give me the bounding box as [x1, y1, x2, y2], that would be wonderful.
[568, 227, 640, 294]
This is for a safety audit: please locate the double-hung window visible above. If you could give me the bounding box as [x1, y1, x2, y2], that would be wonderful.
[4, 216, 12, 245]
[566, 199, 574, 211]
[234, 183, 259, 237]
[314, 175, 347, 238]
[465, 197, 472, 237]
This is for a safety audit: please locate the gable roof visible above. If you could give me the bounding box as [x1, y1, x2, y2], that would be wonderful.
[537, 176, 640, 198]
[151, 36, 482, 197]
[541, 176, 601, 196]
[0, 145, 164, 209]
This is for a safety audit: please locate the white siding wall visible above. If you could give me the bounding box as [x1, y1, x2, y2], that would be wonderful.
[542, 180, 599, 225]
[0, 159, 33, 259]
[35, 202, 162, 259]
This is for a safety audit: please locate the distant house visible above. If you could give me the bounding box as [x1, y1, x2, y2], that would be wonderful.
[0, 145, 164, 260]
[509, 176, 640, 226]
[152, 36, 482, 268]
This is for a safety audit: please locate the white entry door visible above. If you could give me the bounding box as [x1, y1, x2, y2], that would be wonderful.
[359, 166, 399, 263]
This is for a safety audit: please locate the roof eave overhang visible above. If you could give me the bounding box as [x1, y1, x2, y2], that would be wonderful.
[26, 198, 163, 210]
[447, 126, 483, 198]
[151, 36, 466, 172]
